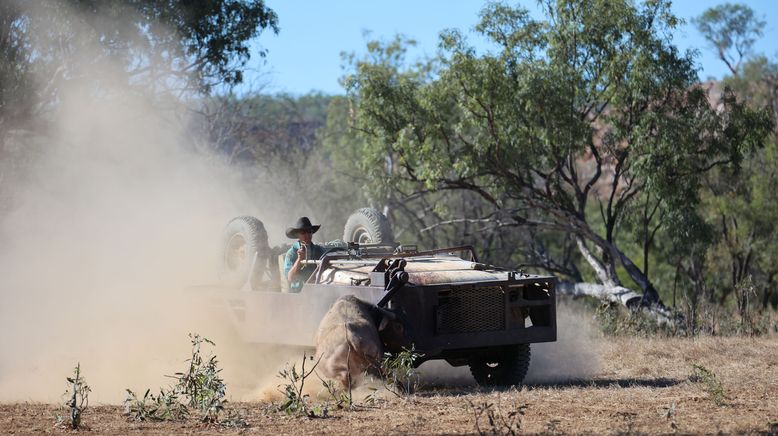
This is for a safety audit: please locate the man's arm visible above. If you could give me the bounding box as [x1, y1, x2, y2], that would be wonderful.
[285, 243, 306, 284]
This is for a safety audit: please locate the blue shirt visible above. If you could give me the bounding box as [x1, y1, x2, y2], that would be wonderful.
[283, 241, 327, 292]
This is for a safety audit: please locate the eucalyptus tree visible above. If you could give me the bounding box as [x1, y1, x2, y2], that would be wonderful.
[695, 3, 778, 309]
[343, 0, 772, 307]
[693, 2, 765, 75]
[0, 0, 278, 140]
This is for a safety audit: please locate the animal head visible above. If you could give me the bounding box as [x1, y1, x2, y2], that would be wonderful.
[373, 305, 412, 352]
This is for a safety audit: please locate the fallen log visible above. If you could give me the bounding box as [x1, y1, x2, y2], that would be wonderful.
[556, 281, 677, 325]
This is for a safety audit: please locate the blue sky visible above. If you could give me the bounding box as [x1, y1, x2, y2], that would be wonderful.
[244, 1, 778, 95]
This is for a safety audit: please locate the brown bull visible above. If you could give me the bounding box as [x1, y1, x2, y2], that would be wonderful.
[314, 295, 383, 386]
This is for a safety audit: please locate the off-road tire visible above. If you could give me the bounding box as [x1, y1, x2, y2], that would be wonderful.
[343, 208, 395, 245]
[468, 344, 531, 387]
[220, 216, 269, 289]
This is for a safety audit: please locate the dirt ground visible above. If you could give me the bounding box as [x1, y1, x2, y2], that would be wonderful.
[2, 336, 777, 435]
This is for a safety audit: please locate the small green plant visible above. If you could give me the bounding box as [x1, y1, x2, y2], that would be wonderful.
[123, 333, 242, 426]
[56, 363, 91, 429]
[276, 352, 328, 418]
[690, 363, 725, 406]
[379, 346, 422, 398]
[319, 377, 353, 410]
[468, 398, 527, 436]
[169, 334, 227, 421]
[123, 388, 189, 422]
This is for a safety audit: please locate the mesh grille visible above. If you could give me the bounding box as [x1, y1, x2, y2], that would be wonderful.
[436, 286, 505, 334]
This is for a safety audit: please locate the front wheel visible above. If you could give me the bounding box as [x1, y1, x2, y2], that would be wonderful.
[468, 344, 531, 387]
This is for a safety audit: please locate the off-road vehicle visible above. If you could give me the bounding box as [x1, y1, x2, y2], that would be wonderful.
[209, 208, 556, 386]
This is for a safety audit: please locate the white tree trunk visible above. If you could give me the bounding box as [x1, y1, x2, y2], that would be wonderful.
[557, 281, 675, 324]
[575, 237, 617, 287]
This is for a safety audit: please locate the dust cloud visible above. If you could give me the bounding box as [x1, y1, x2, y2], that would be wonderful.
[0, 3, 307, 404]
[523, 299, 603, 384]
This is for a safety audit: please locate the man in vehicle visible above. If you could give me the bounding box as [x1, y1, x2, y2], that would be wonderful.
[284, 216, 326, 292]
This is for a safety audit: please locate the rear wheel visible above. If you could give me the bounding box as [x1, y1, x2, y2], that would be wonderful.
[468, 344, 531, 387]
[343, 208, 395, 245]
[220, 216, 269, 289]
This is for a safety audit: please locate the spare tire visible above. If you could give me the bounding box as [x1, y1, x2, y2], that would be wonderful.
[343, 208, 395, 245]
[220, 216, 269, 289]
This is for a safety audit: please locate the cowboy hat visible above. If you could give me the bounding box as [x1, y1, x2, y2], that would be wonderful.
[285, 216, 321, 239]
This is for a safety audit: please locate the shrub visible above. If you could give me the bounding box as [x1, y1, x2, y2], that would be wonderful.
[56, 363, 91, 429]
[276, 353, 328, 418]
[123, 333, 245, 427]
[690, 363, 725, 406]
[379, 346, 423, 398]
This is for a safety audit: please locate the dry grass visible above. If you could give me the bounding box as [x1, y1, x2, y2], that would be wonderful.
[2, 336, 777, 434]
